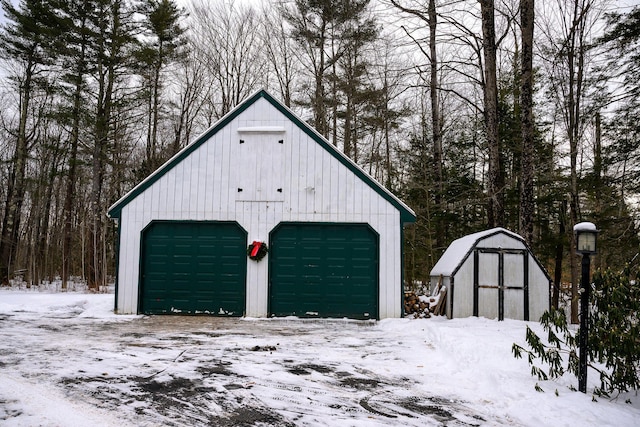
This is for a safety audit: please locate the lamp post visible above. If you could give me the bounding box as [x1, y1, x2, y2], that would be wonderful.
[574, 222, 598, 393]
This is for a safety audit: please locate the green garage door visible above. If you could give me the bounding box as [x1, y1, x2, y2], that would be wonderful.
[140, 221, 247, 315]
[269, 223, 379, 319]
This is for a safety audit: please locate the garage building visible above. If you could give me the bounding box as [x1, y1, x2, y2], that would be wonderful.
[108, 90, 416, 319]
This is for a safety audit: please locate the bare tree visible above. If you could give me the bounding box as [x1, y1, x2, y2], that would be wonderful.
[538, 0, 605, 322]
[390, 0, 445, 242]
[364, 34, 411, 190]
[261, 5, 301, 108]
[391, 0, 442, 189]
[168, 50, 208, 154]
[189, 0, 265, 122]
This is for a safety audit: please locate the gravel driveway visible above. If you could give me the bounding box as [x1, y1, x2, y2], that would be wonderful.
[1, 308, 488, 426]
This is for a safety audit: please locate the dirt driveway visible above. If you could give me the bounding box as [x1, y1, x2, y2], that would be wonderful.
[0, 305, 494, 427]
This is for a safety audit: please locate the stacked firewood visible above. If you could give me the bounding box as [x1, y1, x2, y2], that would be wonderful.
[404, 283, 447, 318]
[404, 292, 431, 318]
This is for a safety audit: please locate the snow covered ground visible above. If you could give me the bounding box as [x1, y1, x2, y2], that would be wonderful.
[0, 290, 639, 426]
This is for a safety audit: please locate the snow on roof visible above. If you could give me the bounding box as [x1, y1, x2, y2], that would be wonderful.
[573, 222, 597, 231]
[429, 227, 525, 277]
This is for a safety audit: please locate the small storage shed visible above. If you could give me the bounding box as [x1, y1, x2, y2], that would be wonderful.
[429, 228, 550, 321]
[108, 89, 416, 319]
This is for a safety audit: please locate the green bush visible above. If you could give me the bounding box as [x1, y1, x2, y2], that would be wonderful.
[513, 265, 640, 396]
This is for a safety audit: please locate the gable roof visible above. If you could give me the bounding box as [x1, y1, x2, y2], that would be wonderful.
[107, 89, 416, 223]
[430, 227, 528, 277]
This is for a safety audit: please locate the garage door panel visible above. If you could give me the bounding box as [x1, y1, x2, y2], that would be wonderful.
[269, 223, 378, 319]
[140, 221, 246, 315]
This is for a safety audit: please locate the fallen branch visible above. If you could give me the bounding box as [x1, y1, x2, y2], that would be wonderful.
[144, 349, 188, 379]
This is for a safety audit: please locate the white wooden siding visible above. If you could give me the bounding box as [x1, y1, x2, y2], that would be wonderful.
[452, 259, 474, 318]
[116, 97, 402, 318]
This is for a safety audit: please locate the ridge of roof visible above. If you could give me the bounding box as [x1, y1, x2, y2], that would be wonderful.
[430, 227, 527, 276]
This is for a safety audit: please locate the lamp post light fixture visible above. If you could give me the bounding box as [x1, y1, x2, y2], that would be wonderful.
[574, 221, 598, 393]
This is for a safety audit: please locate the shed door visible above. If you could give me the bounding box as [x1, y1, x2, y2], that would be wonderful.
[474, 249, 529, 320]
[269, 223, 378, 319]
[140, 221, 247, 315]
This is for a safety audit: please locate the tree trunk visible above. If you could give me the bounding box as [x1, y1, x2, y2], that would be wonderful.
[480, 0, 503, 228]
[519, 0, 535, 245]
[553, 199, 567, 309]
[88, 0, 119, 290]
[344, 95, 352, 158]
[149, 40, 163, 170]
[429, 0, 441, 195]
[36, 156, 58, 287]
[0, 62, 34, 285]
[383, 80, 392, 190]
[331, 36, 338, 148]
[594, 112, 601, 180]
[428, 0, 444, 247]
[316, 20, 328, 139]
[62, 50, 86, 289]
[567, 0, 588, 324]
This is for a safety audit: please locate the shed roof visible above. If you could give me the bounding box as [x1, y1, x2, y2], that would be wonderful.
[430, 227, 526, 277]
[107, 89, 416, 223]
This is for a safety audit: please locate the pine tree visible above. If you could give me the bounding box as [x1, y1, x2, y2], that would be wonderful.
[280, 0, 376, 142]
[600, 6, 640, 222]
[332, 3, 377, 162]
[87, 0, 135, 290]
[134, 0, 186, 177]
[54, 0, 95, 289]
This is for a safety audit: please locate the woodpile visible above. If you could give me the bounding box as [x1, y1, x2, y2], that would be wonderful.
[404, 292, 431, 318]
[404, 277, 447, 318]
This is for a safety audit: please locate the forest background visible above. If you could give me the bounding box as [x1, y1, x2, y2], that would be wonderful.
[0, 0, 639, 323]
